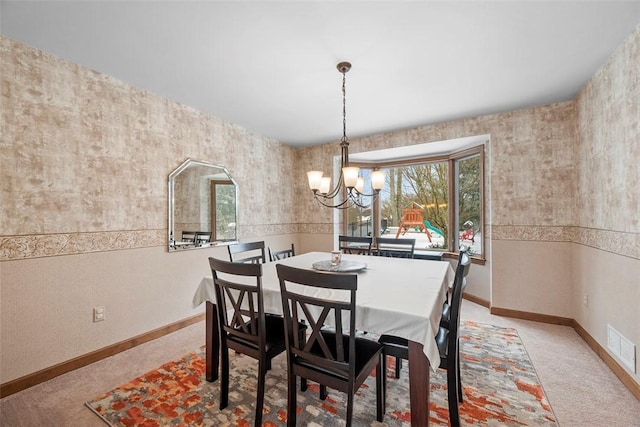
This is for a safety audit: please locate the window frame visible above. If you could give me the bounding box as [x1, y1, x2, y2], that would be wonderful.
[342, 144, 485, 261]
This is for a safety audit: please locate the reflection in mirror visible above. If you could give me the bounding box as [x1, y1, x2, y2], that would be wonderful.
[168, 159, 238, 251]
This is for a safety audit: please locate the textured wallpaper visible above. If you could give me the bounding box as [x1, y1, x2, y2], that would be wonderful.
[0, 36, 297, 260]
[2, 28, 638, 261]
[574, 25, 640, 259]
[576, 26, 639, 234]
[296, 102, 578, 241]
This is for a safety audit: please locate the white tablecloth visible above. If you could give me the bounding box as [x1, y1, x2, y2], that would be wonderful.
[193, 251, 453, 372]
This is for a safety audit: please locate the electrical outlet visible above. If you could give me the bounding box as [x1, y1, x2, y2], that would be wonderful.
[93, 306, 105, 322]
[583, 295, 588, 306]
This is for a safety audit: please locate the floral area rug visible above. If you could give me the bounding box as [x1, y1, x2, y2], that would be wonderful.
[86, 321, 558, 426]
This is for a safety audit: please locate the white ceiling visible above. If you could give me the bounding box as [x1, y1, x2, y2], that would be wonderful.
[2, 1, 639, 148]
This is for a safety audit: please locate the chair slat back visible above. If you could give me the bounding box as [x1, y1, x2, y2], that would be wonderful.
[277, 264, 358, 379]
[195, 231, 212, 246]
[375, 237, 416, 258]
[209, 257, 265, 349]
[268, 243, 295, 262]
[228, 241, 267, 264]
[338, 235, 373, 255]
[447, 251, 471, 358]
[181, 231, 197, 242]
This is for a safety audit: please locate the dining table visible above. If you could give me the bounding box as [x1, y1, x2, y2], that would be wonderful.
[192, 251, 454, 427]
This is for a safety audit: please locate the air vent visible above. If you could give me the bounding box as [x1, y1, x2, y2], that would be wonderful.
[608, 324, 636, 373]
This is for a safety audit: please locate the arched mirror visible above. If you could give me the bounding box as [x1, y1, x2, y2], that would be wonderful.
[168, 159, 238, 251]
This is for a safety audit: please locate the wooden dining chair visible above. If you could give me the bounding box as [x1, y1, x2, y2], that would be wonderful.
[268, 243, 295, 262]
[181, 231, 197, 243]
[227, 241, 267, 264]
[374, 237, 416, 258]
[389, 248, 471, 377]
[195, 231, 211, 246]
[338, 235, 373, 255]
[208, 257, 306, 427]
[378, 251, 471, 427]
[276, 264, 385, 427]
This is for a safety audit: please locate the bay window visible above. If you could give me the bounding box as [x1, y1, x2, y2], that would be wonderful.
[344, 145, 484, 259]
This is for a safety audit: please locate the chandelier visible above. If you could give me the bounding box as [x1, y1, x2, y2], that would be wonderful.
[307, 62, 385, 209]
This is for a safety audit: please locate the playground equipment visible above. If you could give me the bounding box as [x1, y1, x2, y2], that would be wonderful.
[395, 202, 443, 242]
[424, 219, 444, 238]
[395, 207, 431, 241]
[460, 220, 475, 242]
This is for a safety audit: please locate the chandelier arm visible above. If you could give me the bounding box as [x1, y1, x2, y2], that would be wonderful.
[313, 193, 354, 209]
[347, 194, 369, 209]
[346, 190, 371, 209]
[314, 184, 346, 205]
[352, 187, 381, 198]
[313, 192, 370, 210]
[319, 172, 345, 199]
[314, 170, 373, 209]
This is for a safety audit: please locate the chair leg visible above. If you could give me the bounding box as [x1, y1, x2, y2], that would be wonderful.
[255, 360, 266, 427]
[287, 371, 297, 427]
[219, 345, 229, 410]
[299, 329, 307, 392]
[319, 385, 328, 400]
[447, 365, 460, 427]
[395, 357, 402, 379]
[457, 353, 463, 403]
[382, 353, 388, 383]
[376, 356, 385, 422]
[346, 392, 354, 427]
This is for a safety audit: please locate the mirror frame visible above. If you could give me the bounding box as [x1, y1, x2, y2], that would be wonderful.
[168, 158, 239, 251]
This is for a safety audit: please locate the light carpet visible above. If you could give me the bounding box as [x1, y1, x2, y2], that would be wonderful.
[86, 321, 558, 426]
